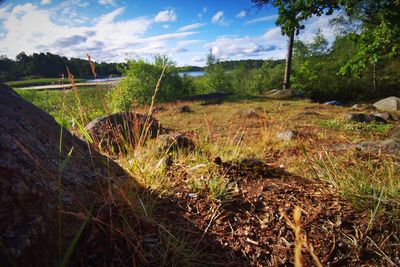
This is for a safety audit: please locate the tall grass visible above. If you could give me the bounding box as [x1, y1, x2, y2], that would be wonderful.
[302, 149, 400, 216]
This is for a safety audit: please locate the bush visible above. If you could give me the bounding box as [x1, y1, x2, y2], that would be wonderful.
[248, 61, 285, 94]
[205, 63, 232, 93]
[109, 56, 193, 111]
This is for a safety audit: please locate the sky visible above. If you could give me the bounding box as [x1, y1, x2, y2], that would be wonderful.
[0, 0, 338, 66]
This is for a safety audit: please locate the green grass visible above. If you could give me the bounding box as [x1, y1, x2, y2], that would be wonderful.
[7, 77, 85, 88]
[319, 119, 394, 133]
[16, 86, 110, 127]
[303, 151, 400, 217]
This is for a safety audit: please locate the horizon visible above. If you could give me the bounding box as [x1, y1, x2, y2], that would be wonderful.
[0, 0, 338, 66]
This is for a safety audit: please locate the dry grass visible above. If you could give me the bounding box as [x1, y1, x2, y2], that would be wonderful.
[18, 71, 400, 265]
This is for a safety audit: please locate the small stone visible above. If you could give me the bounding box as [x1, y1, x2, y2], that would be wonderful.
[277, 130, 296, 141]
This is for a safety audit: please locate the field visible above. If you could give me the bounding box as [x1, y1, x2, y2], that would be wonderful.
[7, 77, 85, 88]
[16, 87, 400, 265]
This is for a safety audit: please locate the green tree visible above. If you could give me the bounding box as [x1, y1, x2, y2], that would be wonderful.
[252, 0, 339, 89]
[339, 0, 400, 92]
[205, 50, 231, 93]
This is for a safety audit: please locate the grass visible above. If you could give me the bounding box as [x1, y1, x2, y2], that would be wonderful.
[16, 86, 110, 127]
[17, 87, 400, 212]
[7, 77, 85, 88]
[319, 118, 394, 133]
[16, 84, 400, 265]
[303, 150, 400, 213]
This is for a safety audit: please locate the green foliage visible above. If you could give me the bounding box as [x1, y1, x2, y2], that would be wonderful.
[339, 0, 400, 76]
[109, 56, 193, 110]
[16, 86, 110, 127]
[206, 176, 233, 202]
[319, 119, 393, 133]
[291, 32, 377, 101]
[249, 61, 285, 93]
[204, 50, 232, 93]
[230, 64, 252, 95]
[253, 0, 339, 36]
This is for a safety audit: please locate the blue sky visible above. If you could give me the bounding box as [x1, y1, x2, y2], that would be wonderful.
[0, 0, 337, 66]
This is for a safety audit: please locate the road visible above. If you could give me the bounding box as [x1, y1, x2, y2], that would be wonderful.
[18, 81, 117, 90]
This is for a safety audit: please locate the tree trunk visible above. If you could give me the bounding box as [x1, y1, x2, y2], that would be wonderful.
[283, 30, 295, 90]
[373, 62, 378, 92]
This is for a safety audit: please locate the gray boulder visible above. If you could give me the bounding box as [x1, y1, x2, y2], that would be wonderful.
[347, 113, 388, 124]
[85, 112, 165, 155]
[373, 96, 400, 111]
[0, 83, 129, 266]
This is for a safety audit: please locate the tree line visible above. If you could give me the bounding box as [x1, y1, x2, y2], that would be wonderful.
[0, 52, 121, 81]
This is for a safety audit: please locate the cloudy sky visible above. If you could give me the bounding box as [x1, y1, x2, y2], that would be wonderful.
[0, 0, 337, 66]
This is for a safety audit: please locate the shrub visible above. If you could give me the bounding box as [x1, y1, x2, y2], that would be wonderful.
[204, 49, 232, 93]
[248, 61, 285, 94]
[205, 63, 232, 93]
[109, 56, 193, 111]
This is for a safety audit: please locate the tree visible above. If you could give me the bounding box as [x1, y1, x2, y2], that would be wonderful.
[339, 0, 400, 92]
[252, 0, 339, 89]
[205, 49, 231, 93]
[109, 55, 192, 110]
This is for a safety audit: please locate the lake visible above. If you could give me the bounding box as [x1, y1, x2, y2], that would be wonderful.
[86, 71, 205, 83]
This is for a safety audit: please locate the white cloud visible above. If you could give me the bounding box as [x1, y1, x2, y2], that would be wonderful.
[98, 0, 115, 5]
[41, 0, 52, 5]
[154, 9, 177, 23]
[208, 34, 283, 61]
[0, 3, 195, 63]
[236, 10, 248, 18]
[163, 24, 170, 29]
[245, 15, 278, 25]
[211, 11, 228, 26]
[178, 23, 206, 32]
[177, 40, 203, 46]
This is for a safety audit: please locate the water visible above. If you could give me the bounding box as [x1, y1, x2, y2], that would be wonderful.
[179, 71, 205, 77]
[85, 77, 122, 83]
[85, 71, 205, 82]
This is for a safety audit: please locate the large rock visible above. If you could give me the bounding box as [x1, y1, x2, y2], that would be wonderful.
[0, 83, 129, 266]
[85, 112, 165, 155]
[373, 96, 400, 111]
